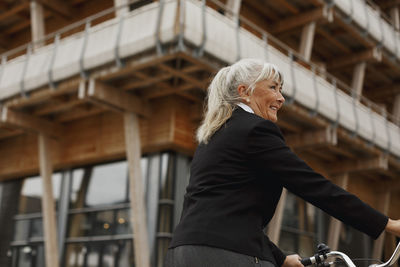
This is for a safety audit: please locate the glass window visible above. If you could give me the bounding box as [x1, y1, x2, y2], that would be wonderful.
[279, 192, 317, 256]
[338, 225, 373, 265]
[86, 245, 100, 267]
[92, 211, 114, 236]
[117, 241, 134, 267]
[68, 209, 131, 237]
[115, 209, 131, 235]
[68, 212, 91, 237]
[13, 220, 29, 242]
[65, 244, 85, 267]
[71, 162, 128, 208]
[30, 218, 43, 238]
[65, 241, 134, 267]
[18, 174, 62, 214]
[33, 245, 44, 267]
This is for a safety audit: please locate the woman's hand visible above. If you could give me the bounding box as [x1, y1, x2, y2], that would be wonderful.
[282, 254, 304, 267]
[386, 219, 400, 236]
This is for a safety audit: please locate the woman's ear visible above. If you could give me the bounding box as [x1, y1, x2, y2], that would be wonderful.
[237, 84, 248, 98]
[237, 85, 251, 103]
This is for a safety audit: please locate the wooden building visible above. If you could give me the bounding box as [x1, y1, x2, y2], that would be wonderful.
[0, 0, 399, 266]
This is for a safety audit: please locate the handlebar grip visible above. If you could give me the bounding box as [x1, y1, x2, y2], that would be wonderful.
[300, 257, 313, 266]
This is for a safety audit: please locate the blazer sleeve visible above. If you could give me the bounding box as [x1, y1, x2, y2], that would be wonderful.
[269, 239, 286, 266]
[247, 120, 388, 239]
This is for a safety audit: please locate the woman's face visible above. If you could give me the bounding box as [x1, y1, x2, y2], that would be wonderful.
[245, 79, 285, 122]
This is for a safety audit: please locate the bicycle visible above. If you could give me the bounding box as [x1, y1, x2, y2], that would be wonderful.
[300, 242, 400, 267]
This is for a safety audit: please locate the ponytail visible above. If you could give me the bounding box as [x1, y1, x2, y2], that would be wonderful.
[196, 59, 283, 144]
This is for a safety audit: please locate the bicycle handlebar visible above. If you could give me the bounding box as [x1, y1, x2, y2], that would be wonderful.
[300, 242, 400, 267]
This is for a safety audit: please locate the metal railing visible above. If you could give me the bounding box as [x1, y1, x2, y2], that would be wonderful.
[0, 0, 398, 127]
[207, 0, 399, 126]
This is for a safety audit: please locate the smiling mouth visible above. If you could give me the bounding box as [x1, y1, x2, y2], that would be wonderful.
[270, 106, 279, 111]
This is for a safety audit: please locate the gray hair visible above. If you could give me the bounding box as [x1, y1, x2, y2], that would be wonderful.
[196, 58, 284, 144]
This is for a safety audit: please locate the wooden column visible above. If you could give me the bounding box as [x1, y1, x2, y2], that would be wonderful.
[267, 188, 287, 244]
[114, 0, 129, 17]
[38, 134, 59, 267]
[390, 7, 400, 30]
[124, 112, 150, 267]
[393, 95, 400, 124]
[390, 6, 400, 125]
[327, 173, 348, 250]
[30, 0, 45, 49]
[226, 0, 242, 19]
[372, 191, 391, 259]
[299, 21, 316, 62]
[390, 7, 400, 125]
[351, 62, 366, 100]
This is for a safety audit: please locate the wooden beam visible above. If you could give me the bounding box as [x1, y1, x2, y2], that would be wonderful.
[285, 126, 337, 149]
[275, 0, 299, 14]
[30, 0, 45, 49]
[267, 188, 287, 244]
[327, 173, 348, 250]
[372, 191, 391, 259]
[333, 12, 375, 48]
[81, 79, 151, 117]
[393, 94, 400, 123]
[122, 73, 173, 90]
[133, 70, 201, 102]
[368, 84, 400, 99]
[159, 64, 207, 89]
[330, 154, 388, 174]
[7, 77, 81, 109]
[299, 21, 316, 61]
[0, 2, 30, 22]
[379, 0, 400, 9]
[33, 97, 84, 116]
[36, 0, 72, 19]
[0, 128, 22, 140]
[316, 28, 352, 54]
[351, 61, 367, 99]
[124, 112, 150, 267]
[0, 106, 64, 138]
[142, 81, 191, 97]
[38, 134, 60, 267]
[271, 6, 333, 34]
[53, 104, 104, 122]
[327, 48, 382, 70]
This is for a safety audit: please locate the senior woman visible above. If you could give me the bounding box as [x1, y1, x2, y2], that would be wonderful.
[165, 59, 400, 267]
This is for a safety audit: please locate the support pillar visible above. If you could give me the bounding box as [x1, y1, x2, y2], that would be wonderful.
[390, 7, 400, 119]
[390, 7, 400, 30]
[114, 0, 129, 17]
[124, 112, 150, 267]
[299, 22, 316, 62]
[267, 188, 287, 244]
[38, 134, 59, 267]
[30, 0, 45, 49]
[372, 191, 391, 259]
[393, 94, 400, 124]
[351, 62, 366, 100]
[226, 0, 242, 19]
[327, 173, 348, 250]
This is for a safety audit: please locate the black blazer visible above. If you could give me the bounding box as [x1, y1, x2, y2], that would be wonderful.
[170, 107, 388, 266]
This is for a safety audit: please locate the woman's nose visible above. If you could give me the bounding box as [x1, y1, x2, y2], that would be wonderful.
[278, 92, 285, 104]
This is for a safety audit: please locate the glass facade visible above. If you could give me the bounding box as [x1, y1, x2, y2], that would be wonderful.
[6, 152, 191, 267]
[279, 192, 327, 257]
[2, 152, 374, 267]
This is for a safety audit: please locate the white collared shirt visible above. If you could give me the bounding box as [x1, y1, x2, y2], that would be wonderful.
[237, 102, 254, 114]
